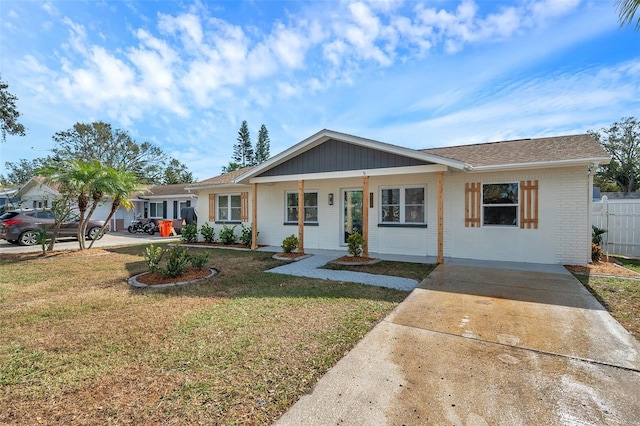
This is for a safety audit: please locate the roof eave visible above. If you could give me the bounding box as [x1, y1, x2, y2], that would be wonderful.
[468, 157, 611, 172]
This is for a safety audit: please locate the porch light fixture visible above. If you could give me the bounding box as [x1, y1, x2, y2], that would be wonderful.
[328, 193, 334, 205]
[369, 192, 374, 208]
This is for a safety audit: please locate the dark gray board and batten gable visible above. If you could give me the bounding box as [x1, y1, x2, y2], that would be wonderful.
[257, 139, 431, 177]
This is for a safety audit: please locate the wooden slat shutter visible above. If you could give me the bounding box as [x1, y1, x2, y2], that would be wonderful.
[520, 180, 539, 229]
[208, 193, 216, 221]
[241, 192, 249, 222]
[465, 182, 481, 227]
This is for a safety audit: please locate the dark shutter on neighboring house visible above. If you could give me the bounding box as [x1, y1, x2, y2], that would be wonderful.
[163, 201, 167, 219]
[173, 201, 178, 219]
[520, 180, 539, 229]
[209, 194, 216, 221]
[465, 182, 481, 227]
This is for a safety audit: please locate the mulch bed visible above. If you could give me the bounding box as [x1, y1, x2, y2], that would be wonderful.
[565, 258, 640, 278]
[331, 256, 381, 265]
[133, 267, 214, 285]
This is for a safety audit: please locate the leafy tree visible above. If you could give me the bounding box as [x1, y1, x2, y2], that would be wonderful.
[0, 76, 26, 143]
[232, 120, 254, 167]
[222, 162, 241, 173]
[617, 0, 640, 29]
[1, 158, 44, 185]
[51, 121, 193, 184]
[255, 124, 271, 164]
[162, 158, 195, 184]
[589, 117, 640, 193]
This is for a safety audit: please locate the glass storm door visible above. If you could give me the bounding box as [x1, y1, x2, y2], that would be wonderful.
[342, 190, 363, 245]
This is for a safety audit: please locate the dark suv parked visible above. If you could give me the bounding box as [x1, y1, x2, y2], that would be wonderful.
[0, 209, 107, 246]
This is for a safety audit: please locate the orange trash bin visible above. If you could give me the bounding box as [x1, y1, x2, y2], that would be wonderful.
[159, 220, 172, 237]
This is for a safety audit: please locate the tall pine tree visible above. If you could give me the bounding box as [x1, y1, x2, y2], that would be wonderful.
[232, 120, 254, 167]
[255, 124, 271, 164]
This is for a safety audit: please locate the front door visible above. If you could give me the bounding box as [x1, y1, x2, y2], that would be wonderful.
[342, 189, 363, 245]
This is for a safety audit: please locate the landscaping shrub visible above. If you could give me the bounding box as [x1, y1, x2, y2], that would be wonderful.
[347, 232, 365, 257]
[188, 251, 210, 269]
[239, 223, 255, 247]
[281, 234, 298, 253]
[592, 226, 607, 262]
[592, 243, 603, 262]
[143, 244, 164, 272]
[161, 245, 190, 277]
[200, 222, 216, 243]
[219, 224, 237, 245]
[181, 223, 198, 243]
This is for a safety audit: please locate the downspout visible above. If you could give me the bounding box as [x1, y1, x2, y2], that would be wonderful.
[587, 163, 595, 264]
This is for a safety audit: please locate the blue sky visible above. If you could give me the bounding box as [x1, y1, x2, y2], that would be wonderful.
[1, 0, 638, 181]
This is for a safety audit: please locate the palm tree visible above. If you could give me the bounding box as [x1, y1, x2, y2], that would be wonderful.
[40, 159, 106, 249]
[88, 167, 141, 248]
[617, 0, 640, 29]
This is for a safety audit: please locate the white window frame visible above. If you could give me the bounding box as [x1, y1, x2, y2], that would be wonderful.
[482, 182, 519, 227]
[149, 202, 164, 219]
[285, 191, 319, 224]
[379, 185, 427, 225]
[217, 193, 242, 222]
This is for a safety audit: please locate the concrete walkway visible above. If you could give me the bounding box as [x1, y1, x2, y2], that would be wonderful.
[277, 263, 640, 425]
[264, 250, 419, 291]
[261, 246, 571, 291]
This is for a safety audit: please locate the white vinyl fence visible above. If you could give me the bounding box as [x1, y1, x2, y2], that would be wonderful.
[592, 196, 640, 257]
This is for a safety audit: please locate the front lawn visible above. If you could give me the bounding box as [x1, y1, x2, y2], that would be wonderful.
[322, 260, 437, 281]
[0, 246, 408, 425]
[574, 274, 640, 338]
[613, 256, 640, 274]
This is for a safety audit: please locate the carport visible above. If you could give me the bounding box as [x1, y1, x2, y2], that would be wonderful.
[277, 264, 640, 425]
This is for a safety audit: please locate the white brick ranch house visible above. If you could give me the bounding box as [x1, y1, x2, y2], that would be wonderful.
[186, 130, 610, 266]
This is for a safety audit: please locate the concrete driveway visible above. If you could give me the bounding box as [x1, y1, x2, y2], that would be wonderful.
[0, 231, 180, 254]
[277, 264, 640, 425]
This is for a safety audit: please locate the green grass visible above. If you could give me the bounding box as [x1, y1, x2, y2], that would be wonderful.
[321, 259, 437, 281]
[574, 274, 640, 338]
[613, 256, 640, 274]
[0, 246, 409, 425]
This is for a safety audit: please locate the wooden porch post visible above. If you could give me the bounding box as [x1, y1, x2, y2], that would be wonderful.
[251, 182, 258, 250]
[298, 180, 304, 254]
[437, 171, 444, 264]
[362, 175, 369, 257]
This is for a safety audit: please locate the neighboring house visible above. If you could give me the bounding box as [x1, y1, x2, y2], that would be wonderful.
[187, 130, 610, 265]
[0, 177, 60, 211]
[93, 183, 197, 231]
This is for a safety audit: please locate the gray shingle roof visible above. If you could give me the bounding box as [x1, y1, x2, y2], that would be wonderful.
[189, 166, 254, 187]
[421, 134, 609, 168]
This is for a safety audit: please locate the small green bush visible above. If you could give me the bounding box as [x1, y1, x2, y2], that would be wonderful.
[143, 244, 164, 272]
[35, 226, 48, 256]
[240, 223, 256, 247]
[189, 251, 209, 269]
[281, 234, 299, 253]
[181, 223, 198, 243]
[592, 225, 606, 245]
[347, 232, 365, 257]
[219, 224, 237, 245]
[161, 245, 190, 278]
[200, 222, 216, 243]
